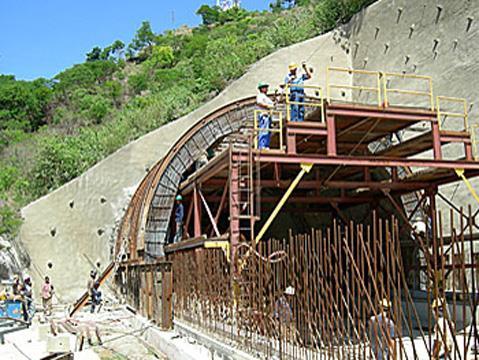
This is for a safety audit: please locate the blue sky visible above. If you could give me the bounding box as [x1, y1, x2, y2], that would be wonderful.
[0, 0, 270, 80]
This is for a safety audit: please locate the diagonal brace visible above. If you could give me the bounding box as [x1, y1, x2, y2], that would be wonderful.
[255, 163, 313, 244]
[455, 168, 479, 205]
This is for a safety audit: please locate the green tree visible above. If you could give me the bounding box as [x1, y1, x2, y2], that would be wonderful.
[128, 21, 156, 55]
[110, 40, 125, 59]
[86, 46, 102, 61]
[0, 76, 51, 133]
[196, 5, 221, 25]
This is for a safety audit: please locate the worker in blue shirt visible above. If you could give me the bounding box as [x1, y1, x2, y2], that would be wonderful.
[284, 62, 312, 122]
[256, 82, 275, 150]
[173, 194, 184, 243]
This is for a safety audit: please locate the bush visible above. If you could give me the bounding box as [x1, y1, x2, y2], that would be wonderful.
[54, 60, 118, 96]
[128, 73, 149, 95]
[80, 95, 111, 123]
[144, 46, 175, 69]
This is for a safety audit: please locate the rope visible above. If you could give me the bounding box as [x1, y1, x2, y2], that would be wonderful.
[5, 338, 33, 360]
[236, 243, 288, 265]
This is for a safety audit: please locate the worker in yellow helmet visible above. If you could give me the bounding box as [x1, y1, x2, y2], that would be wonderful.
[284, 62, 312, 121]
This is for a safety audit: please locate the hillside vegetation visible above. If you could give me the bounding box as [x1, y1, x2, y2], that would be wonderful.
[0, 0, 374, 236]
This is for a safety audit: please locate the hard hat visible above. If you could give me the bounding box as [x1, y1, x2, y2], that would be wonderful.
[432, 297, 445, 309]
[288, 63, 298, 71]
[284, 286, 295, 296]
[176, 195, 183, 201]
[257, 81, 269, 89]
[380, 298, 392, 309]
[413, 220, 426, 234]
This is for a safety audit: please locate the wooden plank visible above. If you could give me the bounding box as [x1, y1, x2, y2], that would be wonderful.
[70, 262, 115, 317]
[161, 266, 173, 329]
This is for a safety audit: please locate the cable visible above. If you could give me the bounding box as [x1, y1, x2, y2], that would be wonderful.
[5, 338, 33, 360]
[236, 243, 288, 265]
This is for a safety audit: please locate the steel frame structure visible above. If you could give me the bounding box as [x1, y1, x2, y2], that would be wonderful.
[114, 67, 479, 359]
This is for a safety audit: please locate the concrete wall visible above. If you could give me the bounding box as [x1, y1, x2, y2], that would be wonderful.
[345, 0, 479, 230]
[19, 32, 350, 301]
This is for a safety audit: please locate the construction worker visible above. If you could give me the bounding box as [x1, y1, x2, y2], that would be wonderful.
[256, 81, 274, 150]
[432, 297, 454, 359]
[369, 298, 396, 360]
[284, 62, 312, 122]
[87, 270, 97, 313]
[21, 276, 34, 321]
[274, 286, 296, 342]
[90, 281, 102, 313]
[173, 194, 184, 243]
[12, 275, 21, 296]
[41, 276, 54, 317]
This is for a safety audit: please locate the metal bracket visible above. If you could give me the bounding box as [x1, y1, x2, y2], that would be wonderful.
[204, 240, 231, 263]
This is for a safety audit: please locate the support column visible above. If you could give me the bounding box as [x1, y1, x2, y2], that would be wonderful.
[427, 187, 438, 246]
[230, 158, 240, 271]
[432, 122, 442, 160]
[465, 142, 473, 161]
[286, 128, 297, 154]
[161, 262, 173, 330]
[193, 185, 201, 238]
[326, 113, 337, 156]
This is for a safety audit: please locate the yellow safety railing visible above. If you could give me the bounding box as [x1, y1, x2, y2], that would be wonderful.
[253, 110, 283, 151]
[326, 67, 382, 107]
[436, 96, 468, 131]
[382, 72, 434, 110]
[284, 84, 325, 123]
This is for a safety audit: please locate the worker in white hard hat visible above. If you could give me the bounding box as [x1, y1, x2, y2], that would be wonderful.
[256, 81, 275, 150]
[432, 296, 454, 359]
[274, 285, 296, 341]
[284, 62, 312, 122]
[173, 194, 184, 243]
[369, 297, 396, 360]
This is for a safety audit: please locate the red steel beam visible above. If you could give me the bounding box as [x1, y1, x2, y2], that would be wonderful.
[205, 195, 372, 204]
[233, 152, 479, 171]
[326, 105, 436, 122]
[200, 178, 431, 191]
[193, 185, 201, 237]
[326, 113, 337, 156]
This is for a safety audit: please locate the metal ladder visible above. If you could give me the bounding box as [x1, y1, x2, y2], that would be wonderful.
[232, 129, 258, 244]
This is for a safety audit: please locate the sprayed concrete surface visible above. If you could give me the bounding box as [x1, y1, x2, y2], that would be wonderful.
[18, 0, 479, 300]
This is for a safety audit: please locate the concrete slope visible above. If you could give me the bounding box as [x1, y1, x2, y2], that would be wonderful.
[19, 32, 350, 300]
[346, 0, 479, 233]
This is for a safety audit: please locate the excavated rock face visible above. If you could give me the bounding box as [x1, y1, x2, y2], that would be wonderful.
[0, 235, 30, 280]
